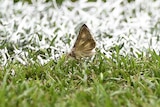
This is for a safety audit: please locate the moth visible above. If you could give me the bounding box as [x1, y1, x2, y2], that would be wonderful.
[68, 24, 96, 59]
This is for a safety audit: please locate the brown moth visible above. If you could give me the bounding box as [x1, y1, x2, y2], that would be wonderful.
[68, 24, 96, 59]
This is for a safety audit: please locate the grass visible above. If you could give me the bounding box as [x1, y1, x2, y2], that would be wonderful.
[0, 50, 160, 107]
[0, 0, 160, 107]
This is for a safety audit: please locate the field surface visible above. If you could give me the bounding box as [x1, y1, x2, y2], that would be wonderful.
[0, 0, 160, 107]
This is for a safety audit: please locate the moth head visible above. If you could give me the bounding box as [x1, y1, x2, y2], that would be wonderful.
[68, 48, 76, 58]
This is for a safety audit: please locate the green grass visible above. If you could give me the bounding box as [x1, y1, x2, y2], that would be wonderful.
[0, 50, 160, 107]
[0, 0, 159, 106]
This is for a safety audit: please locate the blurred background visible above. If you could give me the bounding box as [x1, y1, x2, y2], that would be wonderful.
[0, 0, 160, 65]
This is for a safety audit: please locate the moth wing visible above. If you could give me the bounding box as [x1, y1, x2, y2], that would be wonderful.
[73, 24, 96, 52]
